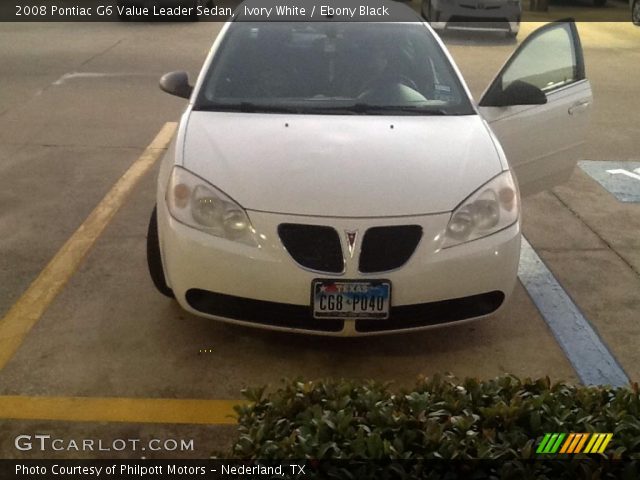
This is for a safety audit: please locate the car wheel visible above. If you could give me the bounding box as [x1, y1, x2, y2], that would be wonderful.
[147, 206, 175, 298]
[633, 0, 640, 25]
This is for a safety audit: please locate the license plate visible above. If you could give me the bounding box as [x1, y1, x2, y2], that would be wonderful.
[312, 279, 391, 320]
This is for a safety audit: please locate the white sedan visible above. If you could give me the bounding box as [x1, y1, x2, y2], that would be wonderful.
[148, 8, 592, 335]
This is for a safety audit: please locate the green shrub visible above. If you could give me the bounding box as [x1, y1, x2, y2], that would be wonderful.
[230, 375, 640, 478]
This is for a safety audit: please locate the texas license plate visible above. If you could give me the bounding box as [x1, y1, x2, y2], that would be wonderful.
[312, 280, 391, 319]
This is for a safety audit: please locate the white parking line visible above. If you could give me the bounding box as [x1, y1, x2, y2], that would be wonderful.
[518, 237, 629, 387]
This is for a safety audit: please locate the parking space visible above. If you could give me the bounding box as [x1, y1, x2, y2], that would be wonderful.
[0, 15, 638, 458]
[0, 160, 578, 397]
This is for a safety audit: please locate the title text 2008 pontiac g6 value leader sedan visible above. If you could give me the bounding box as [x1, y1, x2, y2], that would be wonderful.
[147, 7, 592, 336]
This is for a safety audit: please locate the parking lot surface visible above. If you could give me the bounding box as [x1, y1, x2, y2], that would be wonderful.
[0, 15, 638, 458]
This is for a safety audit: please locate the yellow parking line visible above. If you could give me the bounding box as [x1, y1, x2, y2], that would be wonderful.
[0, 122, 177, 372]
[0, 396, 243, 425]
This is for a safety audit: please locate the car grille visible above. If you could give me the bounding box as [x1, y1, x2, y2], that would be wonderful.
[359, 225, 423, 273]
[278, 224, 343, 273]
[185, 289, 504, 334]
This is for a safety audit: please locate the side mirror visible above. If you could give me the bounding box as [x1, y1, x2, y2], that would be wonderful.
[482, 80, 547, 107]
[159, 71, 193, 99]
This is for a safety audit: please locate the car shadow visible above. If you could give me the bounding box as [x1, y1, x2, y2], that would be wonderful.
[209, 314, 491, 359]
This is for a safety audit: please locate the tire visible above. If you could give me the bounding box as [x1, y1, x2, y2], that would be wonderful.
[633, 0, 640, 26]
[147, 206, 175, 298]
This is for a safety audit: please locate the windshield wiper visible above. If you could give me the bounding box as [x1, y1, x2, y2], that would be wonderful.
[196, 102, 304, 114]
[345, 104, 449, 115]
[195, 102, 449, 116]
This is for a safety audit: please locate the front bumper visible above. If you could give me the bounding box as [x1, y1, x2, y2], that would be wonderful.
[158, 202, 521, 336]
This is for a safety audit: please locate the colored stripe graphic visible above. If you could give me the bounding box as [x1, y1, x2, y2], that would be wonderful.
[574, 433, 589, 453]
[550, 433, 566, 453]
[536, 433, 552, 454]
[585, 433, 613, 454]
[539, 433, 567, 454]
[559, 433, 576, 454]
[597, 434, 613, 453]
[587, 433, 605, 453]
[571, 433, 587, 453]
[543, 434, 559, 453]
[559, 433, 576, 453]
[538, 433, 613, 454]
[584, 433, 599, 453]
[549, 433, 567, 453]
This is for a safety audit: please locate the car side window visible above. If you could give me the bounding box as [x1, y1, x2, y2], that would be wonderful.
[501, 23, 581, 93]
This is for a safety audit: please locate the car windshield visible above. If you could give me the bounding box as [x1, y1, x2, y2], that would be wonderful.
[194, 22, 475, 116]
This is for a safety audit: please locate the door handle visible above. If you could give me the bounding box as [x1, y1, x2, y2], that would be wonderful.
[568, 100, 590, 115]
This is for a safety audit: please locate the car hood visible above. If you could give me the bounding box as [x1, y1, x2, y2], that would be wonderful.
[182, 111, 503, 217]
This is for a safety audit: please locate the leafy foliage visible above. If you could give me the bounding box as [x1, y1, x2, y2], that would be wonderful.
[229, 375, 640, 478]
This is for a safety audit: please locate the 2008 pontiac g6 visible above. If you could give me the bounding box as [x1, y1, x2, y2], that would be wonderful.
[147, 7, 592, 335]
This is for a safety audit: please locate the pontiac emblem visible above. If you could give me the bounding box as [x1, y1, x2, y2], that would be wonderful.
[345, 230, 358, 259]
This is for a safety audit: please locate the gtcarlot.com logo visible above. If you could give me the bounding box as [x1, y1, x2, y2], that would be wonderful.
[14, 434, 194, 452]
[536, 433, 613, 455]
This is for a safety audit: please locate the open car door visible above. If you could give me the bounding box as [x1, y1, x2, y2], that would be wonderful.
[478, 20, 592, 197]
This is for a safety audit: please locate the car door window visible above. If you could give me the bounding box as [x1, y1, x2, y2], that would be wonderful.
[500, 22, 583, 93]
[478, 20, 592, 197]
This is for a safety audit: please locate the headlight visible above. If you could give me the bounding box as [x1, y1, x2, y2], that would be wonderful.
[166, 166, 257, 246]
[443, 170, 519, 248]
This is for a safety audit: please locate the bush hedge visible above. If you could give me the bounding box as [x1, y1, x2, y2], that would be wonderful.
[230, 375, 640, 478]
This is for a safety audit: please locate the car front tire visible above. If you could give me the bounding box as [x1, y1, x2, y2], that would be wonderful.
[633, 0, 640, 25]
[147, 206, 175, 298]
